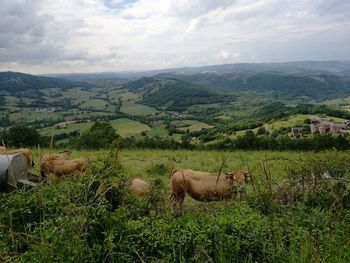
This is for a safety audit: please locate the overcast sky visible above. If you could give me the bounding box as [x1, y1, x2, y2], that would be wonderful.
[0, 0, 349, 74]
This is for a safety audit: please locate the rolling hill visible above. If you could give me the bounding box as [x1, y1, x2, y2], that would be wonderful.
[124, 77, 229, 111]
[0, 71, 92, 96]
[162, 72, 350, 101]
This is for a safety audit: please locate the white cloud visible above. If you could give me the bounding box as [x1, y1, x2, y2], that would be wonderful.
[217, 49, 241, 59]
[0, 0, 349, 73]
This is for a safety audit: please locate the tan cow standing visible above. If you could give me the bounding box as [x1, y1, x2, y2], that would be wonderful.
[0, 148, 34, 168]
[41, 157, 88, 177]
[128, 178, 150, 196]
[170, 168, 239, 215]
[171, 169, 252, 215]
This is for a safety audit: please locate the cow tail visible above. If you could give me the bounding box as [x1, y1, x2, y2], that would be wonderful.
[169, 169, 178, 200]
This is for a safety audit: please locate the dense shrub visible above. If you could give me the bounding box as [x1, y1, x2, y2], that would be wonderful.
[73, 121, 119, 149]
[146, 163, 172, 176]
[0, 125, 49, 147]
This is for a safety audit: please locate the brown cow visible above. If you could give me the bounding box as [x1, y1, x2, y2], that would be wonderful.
[170, 168, 237, 215]
[128, 178, 150, 196]
[41, 150, 72, 163]
[41, 157, 88, 177]
[0, 148, 34, 168]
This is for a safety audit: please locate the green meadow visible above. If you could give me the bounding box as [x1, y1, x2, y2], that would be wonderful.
[2, 148, 350, 262]
[120, 101, 158, 116]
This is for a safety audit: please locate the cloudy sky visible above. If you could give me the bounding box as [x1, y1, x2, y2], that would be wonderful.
[0, 0, 349, 74]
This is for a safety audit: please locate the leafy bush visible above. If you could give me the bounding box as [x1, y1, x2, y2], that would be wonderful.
[73, 121, 119, 149]
[1, 125, 48, 147]
[146, 163, 172, 176]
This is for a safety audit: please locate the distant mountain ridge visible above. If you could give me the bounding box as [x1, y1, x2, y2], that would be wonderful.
[0, 71, 92, 96]
[3, 60, 350, 104]
[165, 61, 350, 75]
[45, 60, 350, 79]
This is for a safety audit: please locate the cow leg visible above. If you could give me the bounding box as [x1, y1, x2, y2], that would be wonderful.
[171, 193, 185, 216]
[171, 196, 177, 215]
[178, 195, 185, 215]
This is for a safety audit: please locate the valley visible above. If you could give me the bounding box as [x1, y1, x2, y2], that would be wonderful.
[1, 61, 350, 147]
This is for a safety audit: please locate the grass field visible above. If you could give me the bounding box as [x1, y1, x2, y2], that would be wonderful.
[40, 121, 93, 135]
[39, 118, 151, 137]
[321, 96, 350, 106]
[60, 87, 97, 101]
[120, 101, 158, 116]
[0, 112, 6, 118]
[172, 119, 214, 131]
[215, 114, 232, 120]
[147, 124, 168, 137]
[119, 90, 139, 100]
[9, 109, 64, 123]
[80, 99, 110, 110]
[30, 149, 305, 192]
[110, 118, 151, 136]
[29, 148, 349, 215]
[4, 96, 19, 106]
[266, 114, 312, 130]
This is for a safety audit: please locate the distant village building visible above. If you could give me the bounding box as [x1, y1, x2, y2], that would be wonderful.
[152, 135, 167, 141]
[63, 115, 78, 122]
[291, 127, 303, 138]
[310, 117, 329, 123]
[309, 116, 350, 134]
[167, 111, 182, 117]
[35, 107, 56, 113]
[330, 123, 346, 134]
[318, 123, 331, 134]
[310, 124, 319, 134]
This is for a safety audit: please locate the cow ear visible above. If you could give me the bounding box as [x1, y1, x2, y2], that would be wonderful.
[244, 172, 251, 182]
[226, 173, 235, 181]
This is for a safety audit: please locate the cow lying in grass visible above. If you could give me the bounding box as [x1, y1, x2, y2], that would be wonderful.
[273, 172, 337, 205]
[170, 169, 251, 215]
[41, 150, 72, 163]
[0, 148, 35, 168]
[40, 150, 73, 177]
[128, 178, 150, 196]
[41, 157, 88, 177]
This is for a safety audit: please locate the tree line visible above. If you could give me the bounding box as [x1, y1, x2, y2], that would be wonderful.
[1, 122, 350, 152]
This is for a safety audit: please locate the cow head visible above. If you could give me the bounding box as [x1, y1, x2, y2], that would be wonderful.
[225, 173, 236, 182]
[40, 163, 47, 178]
[230, 171, 252, 184]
